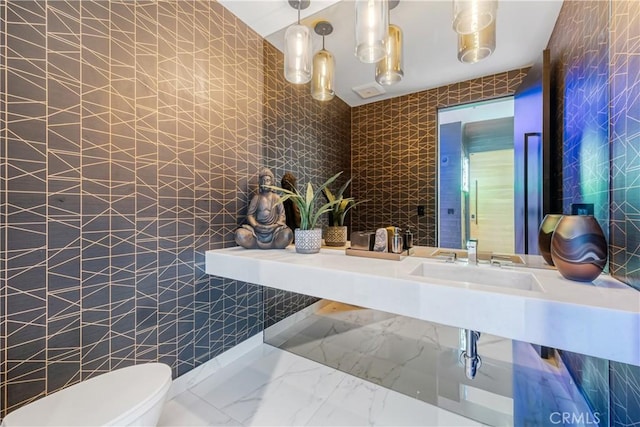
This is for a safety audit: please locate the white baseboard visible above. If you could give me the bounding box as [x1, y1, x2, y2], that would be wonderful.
[168, 332, 264, 399]
[264, 299, 329, 346]
[169, 300, 329, 399]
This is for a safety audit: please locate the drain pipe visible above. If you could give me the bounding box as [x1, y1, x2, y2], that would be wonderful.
[460, 329, 482, 379]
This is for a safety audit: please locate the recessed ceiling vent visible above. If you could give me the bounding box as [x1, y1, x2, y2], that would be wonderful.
[352, 83, 385, 99]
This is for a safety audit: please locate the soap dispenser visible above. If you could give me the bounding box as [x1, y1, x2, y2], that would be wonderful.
[403, 227, 413, 250]
[391, 227, 403, 254]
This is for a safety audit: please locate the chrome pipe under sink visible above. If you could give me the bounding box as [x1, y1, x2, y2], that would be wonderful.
[460, 329, 482, 379]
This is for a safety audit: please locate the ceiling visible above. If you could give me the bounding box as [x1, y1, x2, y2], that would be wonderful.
[219, 0, 563, 107]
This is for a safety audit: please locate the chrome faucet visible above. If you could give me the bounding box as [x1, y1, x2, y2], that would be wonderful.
[466, 239, 478, 265]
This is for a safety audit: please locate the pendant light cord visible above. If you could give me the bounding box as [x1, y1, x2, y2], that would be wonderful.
[297, 0, 301, 24]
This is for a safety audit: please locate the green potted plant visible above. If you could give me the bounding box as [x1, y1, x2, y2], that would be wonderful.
[267, 172, 343, 254]
[322, 178, 368, 247]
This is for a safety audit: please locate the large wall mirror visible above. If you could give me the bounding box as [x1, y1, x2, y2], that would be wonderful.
[438, 97, 516, 254]
[435, 45, 611, 258]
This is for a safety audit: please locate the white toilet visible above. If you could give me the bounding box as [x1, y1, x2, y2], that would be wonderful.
[2, 363, 172, 427]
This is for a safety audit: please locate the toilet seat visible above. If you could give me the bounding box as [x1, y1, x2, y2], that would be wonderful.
[2, 363, 172, 426]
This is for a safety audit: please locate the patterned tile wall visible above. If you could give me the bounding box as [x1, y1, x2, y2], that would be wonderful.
[548, 0, 610, 243]
[261, 41, 351, 328]
[609, 0, 640, 425]
[610, 0, 640, 291]
[547, 2, 640, 426]
[1, 0, 265, 413]
[262, 42, 351, 200]
[351, 70, 527, 247]
[0, 0, 5, 416]
[0, 0, 353, 416]
[560, 349, 611, 424]
[547, 4, 611, 420]
[611, 361, 640, 427]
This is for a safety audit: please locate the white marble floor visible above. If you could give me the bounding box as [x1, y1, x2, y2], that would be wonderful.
[158, 343, 482, 427]
[265, 301, 514, 426]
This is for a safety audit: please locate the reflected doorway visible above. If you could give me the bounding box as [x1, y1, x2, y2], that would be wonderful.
[438, 98, 515, 253]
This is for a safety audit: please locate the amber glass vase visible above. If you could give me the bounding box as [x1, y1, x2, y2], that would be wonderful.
[550, 215, 607, 282]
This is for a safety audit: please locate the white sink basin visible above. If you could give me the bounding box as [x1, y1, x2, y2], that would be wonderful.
[410, 262, 544, 292]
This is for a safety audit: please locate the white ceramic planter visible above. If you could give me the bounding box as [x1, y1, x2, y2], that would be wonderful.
[294, 228, 323, 254]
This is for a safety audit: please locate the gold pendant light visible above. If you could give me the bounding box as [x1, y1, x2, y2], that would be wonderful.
[311, 21, 335, 101]
[284, 0, 312, 84]
[452, 0, 497, 35]
[354, 0, 389, 63]
[457, 20, 496, 63]
[375, 0, 403, 86]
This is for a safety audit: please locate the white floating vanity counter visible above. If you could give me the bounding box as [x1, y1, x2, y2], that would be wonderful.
[205, 246, 640, 366]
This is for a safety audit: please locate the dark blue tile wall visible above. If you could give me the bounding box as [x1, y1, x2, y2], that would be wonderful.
[4, 0, 48, 412]
[45, 0, 82, 395]
[610, 0, 640, 291]
[561, 350, 611, 425]
[0, 0, 264, 414]
[555, 1, 610, 235]
[0, 0, 5, 417]
[609, 1, 640, 423]
[548, 1, 640, 426]
[0, 1, 351, 417]
[611, 362, 640, 427]
[260, 41, 351, 328]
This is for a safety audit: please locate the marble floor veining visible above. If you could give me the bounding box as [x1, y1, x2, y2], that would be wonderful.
[264, 302, 514, 426]
[263, 301, 597, 427]
[158, 343, 482, 426]
[159, 301, 597, 427]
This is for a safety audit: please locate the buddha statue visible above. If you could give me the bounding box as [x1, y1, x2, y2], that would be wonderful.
[235, 168, 293, 249]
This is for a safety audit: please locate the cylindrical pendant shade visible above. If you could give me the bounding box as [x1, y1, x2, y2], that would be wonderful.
[355, 0, 388, 63]
[457, 21, 496, 64]
[375, 24, 403, 85]
[311, 49, 335, 101]
[452, 0, 497, 34]
[284, 24, 312, 84]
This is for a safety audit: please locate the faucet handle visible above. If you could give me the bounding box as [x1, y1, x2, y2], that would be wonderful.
[490, 254, 513, 267]
[436, 251, 457, 263]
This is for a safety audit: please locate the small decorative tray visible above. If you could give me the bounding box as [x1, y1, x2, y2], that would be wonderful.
[345, 247, 414, 261]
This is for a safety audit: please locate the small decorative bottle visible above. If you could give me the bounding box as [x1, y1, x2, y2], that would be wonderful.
[403, 227, 413, 250]
[391, 227, 403, 254]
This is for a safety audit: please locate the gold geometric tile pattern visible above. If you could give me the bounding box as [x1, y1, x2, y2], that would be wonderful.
[609, 0, 640, 421]
[0, 0, 354, 416]
[545, 3, 640, 426]
[0, 0, 5, 416]
[351, 69, 527, 247]
[261, 41, 351, 327]
[610, 0, 640, 291]
[547, 0, 639, 291]
[0, 0, 271, 416]
[547, 0, 611, 246]
[262, 41, 352, 196]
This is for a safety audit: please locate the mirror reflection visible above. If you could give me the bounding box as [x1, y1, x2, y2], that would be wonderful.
[438, 98, 515, 254]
